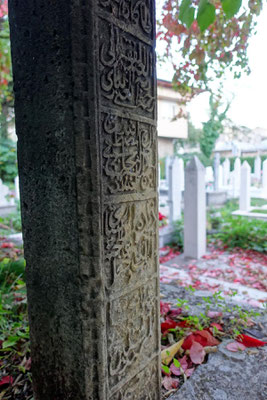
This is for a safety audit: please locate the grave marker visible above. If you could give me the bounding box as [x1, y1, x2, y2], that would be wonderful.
[223, 159, 230, 186]
[254, 155, 261, 181]
[262, 159, 267, 197]
[239, 161, 251, 211]
[233, 157, 241, 197]
[184, 156, 206, 259]
[9, 1, 160, 399]
[168, 157, 182, 223]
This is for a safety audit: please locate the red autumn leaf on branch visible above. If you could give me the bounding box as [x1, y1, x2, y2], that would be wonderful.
[237, 334, 267, 348]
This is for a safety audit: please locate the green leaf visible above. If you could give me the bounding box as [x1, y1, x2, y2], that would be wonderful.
[173, 358, 181, 368]
[162, 364, 170, 374]
[2, 340, 17, 348]
[197, 0, 216, 32]
[179, 0, 195, 28]
[221, 0, 242, 19]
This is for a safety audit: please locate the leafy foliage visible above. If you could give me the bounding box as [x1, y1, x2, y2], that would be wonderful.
[169, 199, 267, 253]
[0, 241, 32, 399]
[0, 1, 12, 106]
[207, 199, 267, 253]
[0, 137, 17, 183]
[199, 93, 230, 158]
[172, 218, 184, 250]
[0, 204, 21, 239]
[214, 215, 267, 253]
[158, 0, 263, 99]
[175, 116, 203, 150]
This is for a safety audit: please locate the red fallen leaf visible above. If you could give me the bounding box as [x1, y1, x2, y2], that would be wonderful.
[182, 334, 196, 350]
[160, 301, 171, 316]
[176, 320, 192, 328]
[197, 330, 220, 346]
[170, 355, 191, 376]
[169, 308, 183, 318]
[170, 363, 182, 376]
[179, 355, 188, 371]
[182, 330, 220, 350]
[185, 367, 195, 377]
[207, 311, 223, 318]
[1, 242, 14, 248]
[237, 334, 267, 347]
[0, 376, 13, 386]
[226, 342, 246, 352]
[189, 342, 205, 364]
[161, 319, 177, 333]
[210, 323, 223, 331]
[162, 376, 179, 390]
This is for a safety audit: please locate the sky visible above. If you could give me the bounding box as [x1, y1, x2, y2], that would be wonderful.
[156, 2, 267, 130]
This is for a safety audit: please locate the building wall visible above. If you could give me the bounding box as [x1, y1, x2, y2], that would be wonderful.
[157, 82, 188, 146]
[158, 137, 175, 159]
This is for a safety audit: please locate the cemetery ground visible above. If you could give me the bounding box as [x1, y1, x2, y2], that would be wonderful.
[0, 200, 266, 399]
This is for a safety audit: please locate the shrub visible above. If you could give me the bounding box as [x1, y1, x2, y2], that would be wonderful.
[0, 137, 17, 183]
[172, 218, 184, 250]
[214, 216, 267, 253]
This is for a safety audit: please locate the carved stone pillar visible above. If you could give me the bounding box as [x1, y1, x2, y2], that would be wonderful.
[9, 1, 160, 399]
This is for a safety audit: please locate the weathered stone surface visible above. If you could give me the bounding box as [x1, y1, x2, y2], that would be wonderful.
[168, 157, 182, 223]
[262, 159, 267, 196]
[9, 1, 160, 399]
[239, 161, 251, 211]
[184, 156, 206, 259]
[160, 283, 267, 400]
[170, 339, 267, 400]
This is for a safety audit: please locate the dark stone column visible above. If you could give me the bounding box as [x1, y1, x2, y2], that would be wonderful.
[9, 1, 160, 399]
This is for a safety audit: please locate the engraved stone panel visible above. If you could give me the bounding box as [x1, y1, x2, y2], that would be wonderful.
[98, 0, 153, 40]
[111, 358, 160, 400]
[107, 279, 159, 390]
[103, 199, 157, 293]
[99, 20, 156, 118]
[101, 112, 156, 195]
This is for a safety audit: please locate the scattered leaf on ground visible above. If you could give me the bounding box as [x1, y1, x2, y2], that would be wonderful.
[189, 342, 205, 364]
